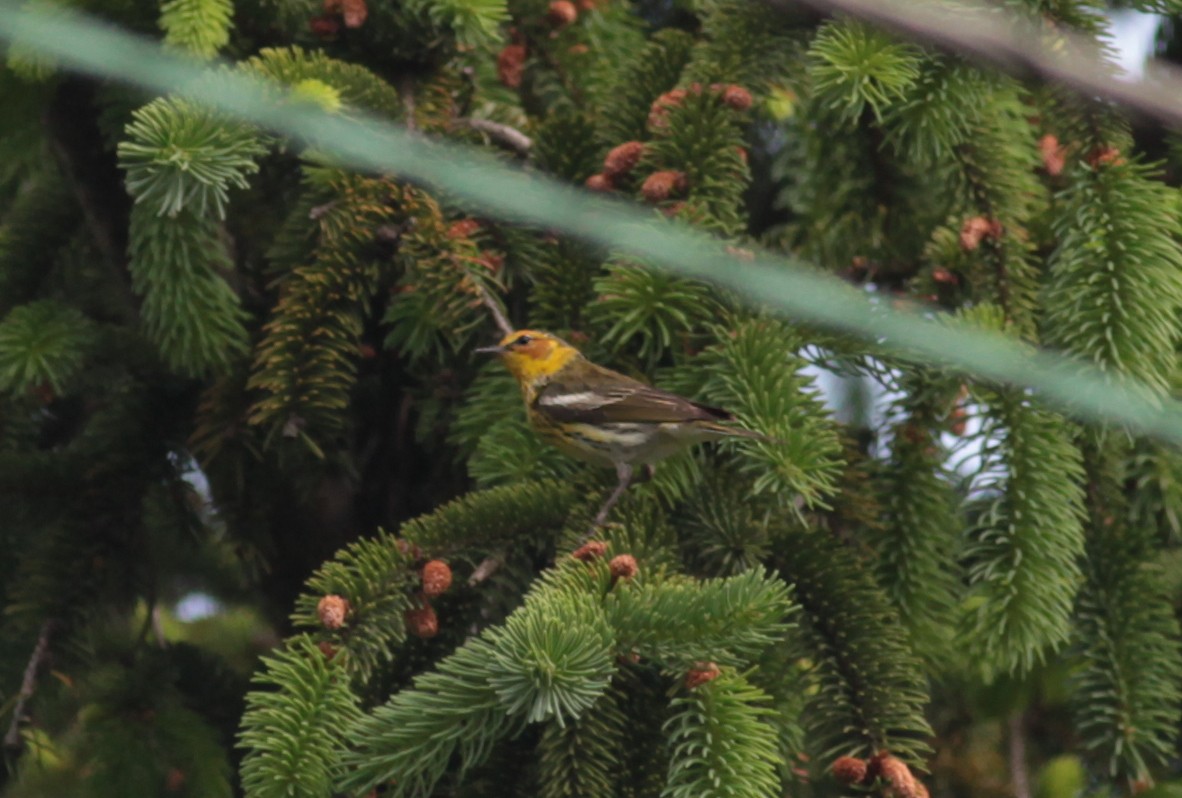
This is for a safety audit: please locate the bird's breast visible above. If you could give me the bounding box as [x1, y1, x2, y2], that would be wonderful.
[527, 414, 711, 466]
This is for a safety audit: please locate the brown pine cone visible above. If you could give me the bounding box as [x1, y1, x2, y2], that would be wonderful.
[405, 602, 439, 638]
[684, 661, 722, 689]
[609, 553, 638, 580]
[421, 560, 453, 598]
[317, 594, 350, 630]
[603, 141, 646, 178]
[641, 170, 688, 202]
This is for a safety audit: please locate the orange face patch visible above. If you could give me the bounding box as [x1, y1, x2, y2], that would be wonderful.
[496, 330, 578, 383]
[499, 330, 556, 360]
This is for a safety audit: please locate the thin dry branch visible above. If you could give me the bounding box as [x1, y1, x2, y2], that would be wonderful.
[468, 554, 503, 586]
[459, 118, 533, 158]
[4, 620, 54, 748]
[475, 281, 514, 337]
[1009, 712, 1031, 798]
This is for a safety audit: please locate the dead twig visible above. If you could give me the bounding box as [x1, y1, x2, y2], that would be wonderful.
[399, 74, 417, 133]
[459, 118, 532, 158]
[1008, 712, 1031, 798]
[468, 555, 503, 586]
[4, 620, 54, 749]
[475, 281, 514, 337]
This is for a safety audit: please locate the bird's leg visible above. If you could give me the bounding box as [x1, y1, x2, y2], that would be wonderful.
[591, 462, 634, 529]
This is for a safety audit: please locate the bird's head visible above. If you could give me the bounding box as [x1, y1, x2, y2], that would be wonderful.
[476, 329, 580, 383]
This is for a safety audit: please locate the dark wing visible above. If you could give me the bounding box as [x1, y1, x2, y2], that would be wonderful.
[534, 364, 732, 425]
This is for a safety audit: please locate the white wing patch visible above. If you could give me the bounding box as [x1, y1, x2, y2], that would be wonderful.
[537, 391, 614, 409]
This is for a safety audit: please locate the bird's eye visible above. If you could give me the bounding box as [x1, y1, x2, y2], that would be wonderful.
[513, 334, 533, 347]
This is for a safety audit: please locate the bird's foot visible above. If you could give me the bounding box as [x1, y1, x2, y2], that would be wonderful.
[632, 463, 656, 484]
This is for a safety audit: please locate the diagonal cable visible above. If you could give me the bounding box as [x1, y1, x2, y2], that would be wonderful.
[2, 2, 1182, 441]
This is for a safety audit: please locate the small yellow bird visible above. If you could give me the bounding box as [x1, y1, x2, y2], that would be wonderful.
[476, 329, 771, 526]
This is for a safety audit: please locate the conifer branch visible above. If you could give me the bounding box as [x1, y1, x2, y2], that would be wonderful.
[1071, 439, 1182, 784]
[591, 264, 723, 362]
[604, 568, 795, 668]
[292, 481, 579, 679]
[402, 0, 508, 48]
[340, 562, 615, 795]
[685, 0, 799, 93]
[872, 405, 960, 664]
[808, 19, 922, 124]
[1044, 161, 1182, 396]
[773, 529, 932, 767]
[0, 173, 79, 310]
[0, 301, 94, 395]
[537, 686, 627, 798]
[44, 80, 138, 319]
[119, 97, 266, 220]
[668, 319, 843, 506]
[663, 672, 783, 798]
[159, 0, 232, 58]
[381, 187, 508, 362]
[239, 636, 364, 798]
[401, 479, 579, 552]
[597, 28, 695, 145]
[128, 206, 249, 377]
[8, 3, 1182, 797]
[243, 47, 405, 118]
[248, 172, 399, 444]
[960, 390, 1085, 678]
[774, 0, 1182, 129]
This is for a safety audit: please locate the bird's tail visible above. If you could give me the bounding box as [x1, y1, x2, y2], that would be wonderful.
[699, 421, 784, 446]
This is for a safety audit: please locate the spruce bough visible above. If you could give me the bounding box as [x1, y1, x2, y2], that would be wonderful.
[1, 1, 1181, 797]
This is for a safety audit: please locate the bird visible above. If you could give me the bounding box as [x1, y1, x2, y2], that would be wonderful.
[476, 329, 773, 528]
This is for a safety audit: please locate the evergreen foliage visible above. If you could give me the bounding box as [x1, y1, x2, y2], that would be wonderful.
[675, 319, 843, 504]
[0, 301, 93, 394]
[775, 528, 933, 767]
[238, 636, 363, 798]
[809, 20, 923, 124]
[246, 170, 400, 446]
[1060, 434, 1182, 784]
[662, 672, 782, 798]
[536, 682, 627, 798]
[960, 389, 1086, 678]
[160, 0, 234, 59]
[871, 386, 961, 660]
[120, 98, 266, 220]
[1045, 160, 1182, 394]
[127, 204, 250, 376]
[4, 1, 1182, 797]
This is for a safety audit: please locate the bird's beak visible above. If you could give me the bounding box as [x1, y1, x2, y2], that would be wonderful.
[474, 344, 506, 355]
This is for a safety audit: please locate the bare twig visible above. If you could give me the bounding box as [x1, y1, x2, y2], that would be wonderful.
[4, 620, 54, 749]
[45, 78, 138, 324]
[475, 281, 514, 337]
[1008, 711, 1031, 798]
[151, 605, 167, 648]
[399, 74, 417, 133]
[773, 0, 1182, 131]
[309, 200, 338, 220]
[468, 555, 503, 586]
[459, 118, 533, 158]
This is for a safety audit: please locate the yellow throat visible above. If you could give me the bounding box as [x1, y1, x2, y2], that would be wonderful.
[490, 330, 581, 388]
